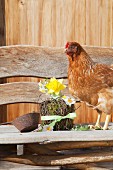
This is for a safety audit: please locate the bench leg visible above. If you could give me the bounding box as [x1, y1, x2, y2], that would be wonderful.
[17, 144, 24, 155]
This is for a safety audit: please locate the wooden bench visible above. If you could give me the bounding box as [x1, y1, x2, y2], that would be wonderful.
[0, 45, 113, 169]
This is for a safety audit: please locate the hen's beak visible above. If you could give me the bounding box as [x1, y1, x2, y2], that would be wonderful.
[64, 48, 67, 53]
[65, 48, 69, 55]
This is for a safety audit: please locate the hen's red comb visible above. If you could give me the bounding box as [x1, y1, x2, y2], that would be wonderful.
[65, 42, 69, 49]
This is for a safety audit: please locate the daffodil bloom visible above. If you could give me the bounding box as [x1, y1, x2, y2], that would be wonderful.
[42, 125, 53, 131]
[62, 95, 76, 106]
[45, 78, 66, 95]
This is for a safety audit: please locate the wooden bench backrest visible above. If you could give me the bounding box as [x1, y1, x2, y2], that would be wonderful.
[0, 45, 113, 106]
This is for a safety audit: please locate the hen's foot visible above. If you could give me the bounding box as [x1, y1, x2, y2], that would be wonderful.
[88, 124, 102, 130]
[102, 125, 109, 130]
[102, 114, 111, 130]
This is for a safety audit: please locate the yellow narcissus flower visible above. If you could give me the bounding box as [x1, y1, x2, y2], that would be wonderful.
[45, 78, 66, 95]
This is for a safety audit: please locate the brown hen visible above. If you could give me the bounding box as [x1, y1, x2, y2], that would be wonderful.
[65, 42, 113, 130]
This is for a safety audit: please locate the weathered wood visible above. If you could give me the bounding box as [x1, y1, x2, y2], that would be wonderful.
[35, 141, 113, 151]
[0, 161, 60, 170]
[62, 162, 113, 170]
[2, 151, 113, 166]
[26, 143, 59, 156]
[62, 164, 95, 170]
[0, 81, 71, 105]
[0, 125, 19, 133]
[0, 46, 67, 79]
[17, 145, 24, 156]
[0, 79, 7, 123]
[0, 45, 113, 79]
[0, 82, 49, 105]
[4, 0, 113, 49]
[1, 125, 113, 144]
[0, 145, 16, 156]
[1, 161, 113, 170]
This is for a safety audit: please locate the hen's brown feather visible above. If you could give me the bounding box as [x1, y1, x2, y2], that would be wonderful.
[65, 42, 113, 129]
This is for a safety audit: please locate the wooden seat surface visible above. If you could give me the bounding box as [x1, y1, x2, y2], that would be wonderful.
[1, 124, 113, 144]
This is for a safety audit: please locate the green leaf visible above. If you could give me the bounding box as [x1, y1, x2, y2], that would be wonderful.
[72, 124, 90, 131]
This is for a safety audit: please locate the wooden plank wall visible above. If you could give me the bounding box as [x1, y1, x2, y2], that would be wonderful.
[0, 0, 113, 123]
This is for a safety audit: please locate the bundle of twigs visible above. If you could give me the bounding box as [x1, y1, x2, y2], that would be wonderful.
[40, 98, 75, 131]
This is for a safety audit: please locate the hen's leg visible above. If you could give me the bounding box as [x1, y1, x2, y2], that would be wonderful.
[103, 114, 111, 130]
[95, 110, 102, 128]
[89, 111, 102, 129]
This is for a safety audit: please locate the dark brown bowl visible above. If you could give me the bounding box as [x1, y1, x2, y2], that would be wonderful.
[12, 112, 41, 132]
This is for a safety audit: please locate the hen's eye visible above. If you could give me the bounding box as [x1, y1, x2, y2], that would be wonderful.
[70, 45, 76, 49]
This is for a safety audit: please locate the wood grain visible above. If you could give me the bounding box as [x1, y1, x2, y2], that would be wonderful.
[1, 125, 113, 144]
[0, 45, 113, 79]
[0, 81, 71, 105]
[86, 0, 113, 46]
[0, 46, 67, 79]
[28, 141, 113, 151]
[1, 125, 113, 167]
[4, 0, 86, 46]
[2, 151, 113, 166]
[0, 161, 60, 170]
[26, 143, 59, 156]
[5, 0, 113, 47]
[0, 79, 7, 123]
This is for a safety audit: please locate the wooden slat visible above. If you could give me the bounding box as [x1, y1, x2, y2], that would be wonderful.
[7, 78, 40, 122]
[4, 0, 86, 46]
[5, 0, 113, 47]
[0, 125, 19, 133]
[1, 161, 113, 170]
[0, 79, 7, 122]
[25, 141, 113, 151]
[1, 125, 113, 144]
[1, 126, 113, 149]
[0, 161, 60, 170]
[0, 82, 47, 105]
[86, 0, 113, 46]
[85, 46, 113, 65]
[26, 143, 59, 156]
[36, 141, 113, 151]
[0, 81, 71, 105]
[2, 151, 113, 166]
[0, 46, 67, 79]
[0, 45, 113, 79]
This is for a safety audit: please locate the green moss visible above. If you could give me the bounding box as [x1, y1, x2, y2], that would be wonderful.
[40, 98, 75, 130]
